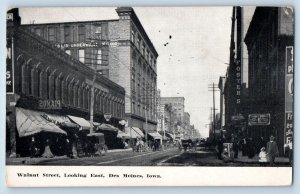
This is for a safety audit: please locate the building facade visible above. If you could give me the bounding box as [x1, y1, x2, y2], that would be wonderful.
[244, 7, 294, 154]
[160, 97, 185, 127]
[22, 7, 159, 132]
[6, 9, 125, 156]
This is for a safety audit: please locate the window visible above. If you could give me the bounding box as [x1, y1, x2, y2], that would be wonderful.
[95, 26, 102, 38]
[34, 28, 41, 36]
[96, 49, 102, 65]
[141, 43, 145, 55]
[48, 27, 56, 42]
[65, 50, 71, 55]
[79, 49, 85, 63]
[137, 36, 141, 49]
[78, 25, 85, 42]
[131, 30, 135, 42]
[64, 26, 71, 42]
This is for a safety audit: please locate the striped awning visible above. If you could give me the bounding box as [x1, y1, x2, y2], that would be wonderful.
[148, 132, 163, 140]
[67, 115, 91, 130]
[16, 108, 67, 137]
[124, 127, 144, 138]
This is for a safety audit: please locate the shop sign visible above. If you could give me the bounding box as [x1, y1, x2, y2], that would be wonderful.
[38, 100, 62, 110]
[235, 60, 241, 104]
[55, 41, 119, 49]
[248, 114, 270, 126]
[6, 39, 14, 94]
[285, 46, 294, 144]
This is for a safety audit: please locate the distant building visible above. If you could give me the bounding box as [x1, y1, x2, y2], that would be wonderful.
[160, 97, 185, 129]
[22, 7, 159, 132]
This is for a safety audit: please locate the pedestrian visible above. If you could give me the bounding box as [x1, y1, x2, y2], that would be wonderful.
[284, 138, 293, 164]
[247, 137, 255, 158]
[266, 135, 279, 166]
[65, 138, 73, 158]
[216, 137, 224, 160]
[231, 135, 239, 158]
[42, 139, 54, 158]
[258, 147, 268, 163]
[29, 137, 38, 158]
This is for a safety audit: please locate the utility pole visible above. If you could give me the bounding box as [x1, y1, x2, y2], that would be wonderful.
[208, 83, 219, 142]
[89, 49, 98, 134]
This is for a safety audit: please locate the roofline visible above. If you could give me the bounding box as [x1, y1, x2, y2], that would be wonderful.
[116, 7, 159, 58]
[21, 19, 119, 26]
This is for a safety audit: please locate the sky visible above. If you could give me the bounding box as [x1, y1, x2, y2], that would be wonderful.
[19, 7, 232, 137]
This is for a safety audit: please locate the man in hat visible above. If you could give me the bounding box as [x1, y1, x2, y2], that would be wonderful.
[266, 135, 279, 166]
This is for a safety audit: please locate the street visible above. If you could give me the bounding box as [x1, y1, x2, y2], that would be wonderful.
[20, 147, 290, 166]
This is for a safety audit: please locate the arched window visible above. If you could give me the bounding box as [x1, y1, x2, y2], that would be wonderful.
[68, 81, 74, 106]
[87, 87, 91, 110]
[73, 82, 78, 107]
[21, 63, 29, 94]
[34, 68, 40, 97]
[78, 84, 83, 108]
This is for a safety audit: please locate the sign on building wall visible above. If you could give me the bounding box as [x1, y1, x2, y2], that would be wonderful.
[248, 114, 270, 126]
[285, 46, 293, 143]
[38, 100, 62, 110]
[6, 25, 14, 94]
[55, 41, 119, 49]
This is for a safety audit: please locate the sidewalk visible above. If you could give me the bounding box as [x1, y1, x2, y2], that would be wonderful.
[231, 151, 290, 165]
[6, 148, 133, 165]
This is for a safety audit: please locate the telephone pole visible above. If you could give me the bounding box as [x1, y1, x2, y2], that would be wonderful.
[208, 83, 219, 142]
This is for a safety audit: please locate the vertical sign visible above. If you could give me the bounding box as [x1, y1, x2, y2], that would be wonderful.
[285, 46, 293, 144]
[6, 13, 14, 94]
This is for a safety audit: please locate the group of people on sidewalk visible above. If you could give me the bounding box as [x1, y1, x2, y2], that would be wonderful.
[216, 134, 293, 165]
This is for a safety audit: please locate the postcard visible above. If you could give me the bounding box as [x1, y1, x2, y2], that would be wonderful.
[6, 6, 294, 186]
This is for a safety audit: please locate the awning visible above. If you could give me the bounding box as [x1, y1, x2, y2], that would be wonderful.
[97, 123, 119, 132]
[132, 127, 144, 138]
[67, 115, 91, 130]
[148, 132, 163, 140]
[93, 122, 101, 127]
[41, 113, 71, 125]
[16, 108, 67, 137]
[124, 127, 144, 138]
[165, 132, 174, 139]
[117, 130, 131, 139]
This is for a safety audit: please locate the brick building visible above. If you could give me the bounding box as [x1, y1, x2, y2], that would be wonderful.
[6, 9, 125, 156]
[22, 7, 159, 132]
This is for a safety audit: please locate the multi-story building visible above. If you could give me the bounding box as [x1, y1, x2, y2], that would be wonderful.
[22, 7, 159, 132]
[245, 7, 294, 154]
[6, 9, 126, 156]
[224, 6, 254, 139]
[160, 97, 185, 128]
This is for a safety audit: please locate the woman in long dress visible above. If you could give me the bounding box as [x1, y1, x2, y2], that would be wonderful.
[42, 139, 54, 158]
